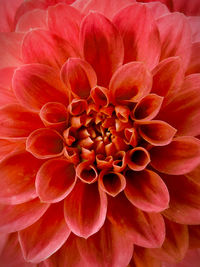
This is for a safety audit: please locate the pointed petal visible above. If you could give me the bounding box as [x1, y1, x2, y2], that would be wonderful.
[19, 203, 70, 263]
[0, 198, 49, 233]
[109, 62, 152, 105]
[113, 3, 161, 69]
[77, 219, 133, 267]
[64, 180, 107, 238]
[186, 42, 200, 75]
[13, 63, 69, 111]
[172, 0, 200, 16]
[151, 137, 200, 175]
[108, 193, 165, 248]
[124, 169, 169, 212]
[80, 12, 124, 86]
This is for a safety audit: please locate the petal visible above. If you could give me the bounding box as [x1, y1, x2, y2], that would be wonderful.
[130, 246, 161, 267]
[0, 198, 49, 233]
[163, 174, 200, 224]
[126, 147, 150, 171]
[189, 225, 200, 249]
[138, 120, 177, 146]
[113, 3, 161, 69]
[172, 0, 200, 16]
[0, 86, 17, 106]
[80, 12, 124, 86]
[186, 164, 200, 184]
[0, 150, 43, 205]
[0, 104, 43, 138]
[124, 169, 169, 212]
[22, 29, 77, 69]
[143, 1, 170, 19]
[19, 203, 70, 263]
[90, 86, 109, 107]
[151, 137, 200, 175]
[0, 67, 15, 88]
[107, 193, 165, 248]
[0, 138, 25, 161]
[156, 12, 192, 71]
[68, 99, 88, 116]
[186, 42, 200, 75]
[149, 218, 189, 263]
[109, 62, 152, 105]
[77, 219, 133, 267]
[187, 16, 200, 43]
[61, 58, 97, 99]
[36, 159, 76, 203]
[64, 180, 107, 238]
[76, 162, 98, 184]
[26, 128, 64, 159]
[13, 63, 69, 111]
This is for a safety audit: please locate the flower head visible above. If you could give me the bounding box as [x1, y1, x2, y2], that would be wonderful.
[0, 0, 200, 266]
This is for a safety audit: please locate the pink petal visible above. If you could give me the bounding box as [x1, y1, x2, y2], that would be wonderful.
[0, 150, 43, 205]
[149, 218, 189, 263]
[143, 1, 170, 19]
[13, 63, 69, 111]
[48, 4, 83, 53]
[22, 29, 77, 68]
[113, 3, 161, 69]
[151, 137, 200, 175]
[77, 219, 133, 267]
[19, 203, 70, 263]
[158, 74, 200, 136]
[0, 198, 49, 233]
[138, 120, 177, 146]
[0, 104, 43, 138]
[80, 12, 124, 86]
[163, 174, 200, 224]
[36, 159, 76, 203]
[0, 67, 15, 88]
[76, 161, 98, 184]
[126, 147, 150, 171]
[61, 58, 97, 99]
[186, 42, 200, 75]
[0, 32, 23, 68]
[124, 169, 169, 212]
[108, 193, 165, 248]
[0, 86, 17, 106]
[172, 0, 200, 16]
[187, 17, 200, 43]
[26, 128, 64, 159]
[156, 12, 192, 71]
[64, 180, 107, 238]
[109, 62, 152, 105]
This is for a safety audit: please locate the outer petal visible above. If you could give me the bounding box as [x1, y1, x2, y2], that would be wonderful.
[186, 164, 200, 184]
[0, 86, 17, 106]
[186, 42, 200, 75]
[107, 193, 165, 248]
[151, 136, 200, 175]
[77, 219, 133, 267]
[189, 225, 200, 249]
[19, 203, 70, 263]
[172, 0, 200, 16]
[80, 12, 124, 86]
[113, 3, 161, 69]
[64, 180, 107, 238]
[0, 138, 25, 161]
[0, 198, 49, 233]
[187, 17, 200, 43]
[143, 1, 170, 19]
[124, 169, 169, 212]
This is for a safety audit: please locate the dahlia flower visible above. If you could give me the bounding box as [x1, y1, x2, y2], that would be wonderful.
[0, 0, 200, 266]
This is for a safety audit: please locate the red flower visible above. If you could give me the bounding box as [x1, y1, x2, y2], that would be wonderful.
[0, 0, 200, 266]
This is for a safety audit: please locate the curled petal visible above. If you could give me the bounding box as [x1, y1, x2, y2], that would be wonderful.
[109, 62, 152, 105]
[63, 147, 80, 165]
[112, 151, 127, 172]
[124, 128, 138, 147]
[91, 86, 109, 107]
[80, 12, 124, 86]
[63, 127, 77, 146]
[61, 58, 97, 99]
[36, 159, 76, 203]
[124, 169, 169, 212]
[76, 161, 98, 184]
[126, 147, 150, 171]
[64, 180, 107, 238]
[26, 128, 64, 159]
[115, 105, 130, 123]
[96, 154, 113, 170]
[68, 99, 87, 116]
[81, 148, 95, 163]
[151, 136, 200, 175]
[13, 63, 69, 111]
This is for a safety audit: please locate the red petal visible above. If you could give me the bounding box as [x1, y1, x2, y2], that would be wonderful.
[0, 104, 43, 138]
[126, 147, 150, 171]
[76, 162, 98, 184]
[138, 120, 177, 146]
[107, 193, 165, 248]
[186, 164, 200, 184]
[61, 58, 97, 99]
[0, 67, 15, 88]
[26, 128, 64, 159]
[0, 150, 43, 205]
[77, 219, 133, 267]
[186, 42, 200, 75]
[22, 29, 77, 68]
[151, 137, 200, 175]
[68, 99, 88, 116]
[64, 180, 107, 238]
[0, 86, 17, 106]
[189, 225, 200, 249]
[156, 12, 192, 71]
[124, 169, 169, 212]
[80, 12, 124, 87]
[0, 138, 25, 161]
[188, 17, 200, 43]
[13, 63, 69, 111]
[109, 62, 152, 105]
[96, 154, 113, 170]
[172, 0, 200, 16]
[149, 218, 189, 263]
[0, 198, 49, 233]
[113, 3, 161, 69]
[36, 159, 76, 203]
[19, 203, 70, 263]
[90, 86, 109, 107]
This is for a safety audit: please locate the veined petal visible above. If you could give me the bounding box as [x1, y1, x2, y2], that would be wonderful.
[0, 138, 25, 161]
[0, 86, 17, 106]
[64, 180, 107, 238]
[80, 12, 124, 87]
